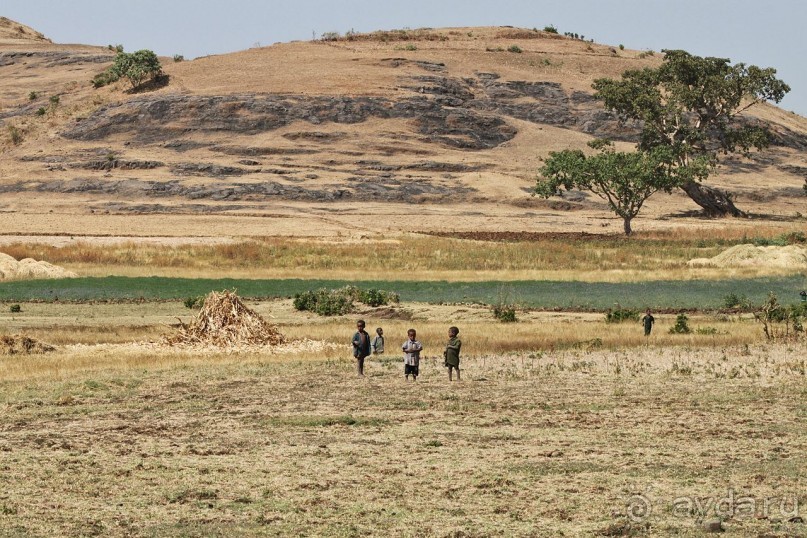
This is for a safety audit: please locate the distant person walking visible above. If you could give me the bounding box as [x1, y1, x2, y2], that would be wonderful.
[402, 328, 423, 381]
[642, 310, 655, 337]
[444, 326, 462, 381]
[372, 327, 385, 355]
[351, 319, 372, 376]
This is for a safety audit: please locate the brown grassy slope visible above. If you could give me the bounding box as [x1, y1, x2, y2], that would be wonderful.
[0, 23, 805, 240]
[0, 16, 50, 44]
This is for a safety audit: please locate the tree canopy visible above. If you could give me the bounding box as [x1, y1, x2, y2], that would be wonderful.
[110, 50, 162, 89]
[536, 139, 706, 235]
[592, 50, 790, 216]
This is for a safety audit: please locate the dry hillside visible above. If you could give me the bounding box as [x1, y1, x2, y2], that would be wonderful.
[0, 22, 805, 240]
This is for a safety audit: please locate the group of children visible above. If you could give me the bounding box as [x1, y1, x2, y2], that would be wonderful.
[351, 320, 462, 381]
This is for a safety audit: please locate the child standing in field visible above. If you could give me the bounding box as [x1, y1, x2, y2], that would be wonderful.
[444, 326, 462, 381]
[642, 310, 655, 337]
[372, 327, 385, 355]
[402, 328, 423, 381]
[351, 319, 372, 376]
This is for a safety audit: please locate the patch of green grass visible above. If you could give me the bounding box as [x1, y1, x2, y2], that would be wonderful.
[0, 276, 804, 310]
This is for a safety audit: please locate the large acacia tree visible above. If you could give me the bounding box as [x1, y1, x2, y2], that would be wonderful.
[592, 50, 790, 216]
[537, 139, 706, 235]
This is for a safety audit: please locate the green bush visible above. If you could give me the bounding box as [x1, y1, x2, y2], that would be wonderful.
[696, 326, 718, 335]
[619, 44, 625, 50]
[92, 69, 120, 88]
[9, 304, 21, 313]
[49, 95, 60, 106]
[492, 304, 517, 323]
[293, 286, 398, 316]
[293, 289, 353, 316]
[108, 44, 124, 53]
[110, 50, 162, 89]
[543, 25, 558, 34]
[508, 45, 523, 53]
[756, 292, 805, 339]
[357, 288, 399, 307]
[605, 307, 640, 323]
[28, 91, 38, 100]
[669, 313, 691, 334]
[35, 107, 46, 116]
[173, 54, 184, 62]
[183, 296, 203, 309]
[723, 293, 751, 309]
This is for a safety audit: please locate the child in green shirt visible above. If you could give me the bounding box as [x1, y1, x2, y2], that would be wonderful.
[444, 326, 462, 381]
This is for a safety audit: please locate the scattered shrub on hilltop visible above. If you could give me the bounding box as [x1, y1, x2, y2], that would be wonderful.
[6, 125, 23, 145]
[93, 49, 162, 90]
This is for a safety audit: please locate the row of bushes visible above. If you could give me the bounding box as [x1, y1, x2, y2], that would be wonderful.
[293, 286, 400, 316]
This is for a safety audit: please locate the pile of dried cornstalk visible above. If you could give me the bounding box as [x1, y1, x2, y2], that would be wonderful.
[165, 290, 285, 347]
[0, 335, 55, 355]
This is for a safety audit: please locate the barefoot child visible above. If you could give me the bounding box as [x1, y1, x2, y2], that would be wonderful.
[444, 326, 462, 381]
[402, 328, 423, 381]
[351, 320, 371, 376]
[371, 327, 385, 355]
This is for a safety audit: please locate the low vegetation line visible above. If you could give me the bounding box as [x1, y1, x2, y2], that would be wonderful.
[0, 276, 804, 310]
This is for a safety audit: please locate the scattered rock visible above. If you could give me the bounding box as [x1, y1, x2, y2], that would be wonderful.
[702, 519, 724, 533]
[3, 176, 475, 202]
[282, 131, 348, 142]
[171, 163, 256, 177]
[73, 159, 164, 171]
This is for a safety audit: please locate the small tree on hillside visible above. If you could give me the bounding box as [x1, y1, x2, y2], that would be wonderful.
[111, 50, 162, 89]
[536, 139, 706, 235]
[592, 50, 790, 217]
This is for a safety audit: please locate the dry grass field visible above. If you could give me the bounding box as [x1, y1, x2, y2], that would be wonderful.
[1, 334, 806, 537]
[2, 299, 805, 536]
[2, 226, 806, 282]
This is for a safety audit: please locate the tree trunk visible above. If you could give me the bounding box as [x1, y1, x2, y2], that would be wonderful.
[623, 216, 632, 236]
[680, 180, 745, 217]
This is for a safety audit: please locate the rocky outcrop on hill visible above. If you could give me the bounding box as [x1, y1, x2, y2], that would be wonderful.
[0, 176, 474, 202]
[0, 50, 113, 67]
[64, 69, 725, 153]
[63, 88, 518, 151]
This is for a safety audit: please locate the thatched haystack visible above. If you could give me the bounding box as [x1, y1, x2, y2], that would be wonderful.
[0, 335, 55, 355]
[0, 253, 77, 280]
[165, 290, 285, 347]
[688, 244, 807, 268]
